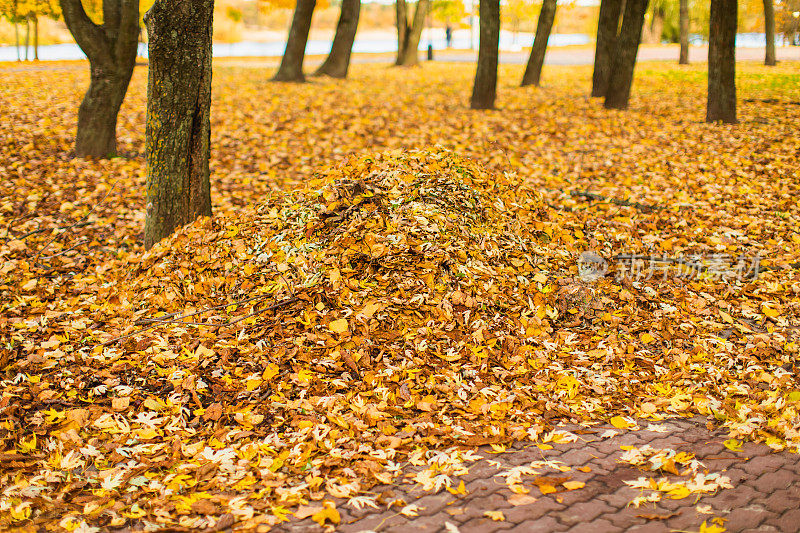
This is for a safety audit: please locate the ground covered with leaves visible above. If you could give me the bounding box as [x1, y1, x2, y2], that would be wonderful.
[1, 60, 799, 530]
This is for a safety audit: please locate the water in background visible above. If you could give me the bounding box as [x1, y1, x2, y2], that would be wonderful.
[0, 31, 786, 62]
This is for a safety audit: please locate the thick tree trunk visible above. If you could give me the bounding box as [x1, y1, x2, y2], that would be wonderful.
[144, 0, 214, 249]
[395, 0, 407, 64]
[707, 0, 737, 123]
[60, 0, 139, 158]
[604, 0, 649, 109]
[679, 0, 689, 64]
[521, 0, 557, 87]
[470, 0, 499, 109]
[75, 70, 130, 157]
[591, 0, 623, 97]
[273, 0, 316, 82]
[763, 0, 775, 65]
[396, 0, 430, 66]
[315, 0, 361, 78]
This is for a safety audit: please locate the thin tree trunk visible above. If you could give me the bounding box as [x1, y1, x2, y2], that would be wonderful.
[604, 0, 649, 109]
[647, 7, 663, 43]
[60, 0, 139, 158]
[395, 0, 407, 64]
[591, 0, 623, 97]
[144, 0, 214, 249]
[273, 0, 316, 82]
[24, 16, 29, 60]
[32, 15, 38, 60]
[398, 0, 430, 66]
[15, 22, 20, 61]
[315, 0, 361, 78]
[707, 0, 737, 123]
[470, 0, 499, 109]
[679, 0, 689, 64]
[763, 0, 775, 65]
[521, 0, 557, 87]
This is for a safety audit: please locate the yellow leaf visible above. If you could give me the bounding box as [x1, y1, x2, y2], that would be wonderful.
[311, 501, 340, 526]
[447, 480, 467, 495]
[489, 443, 507, 453]
[640, 332, 655, 344]
[484, 510, 505, 521]
[699, 519, 727, 533]
[262, 363, 279, 381]
[723, 439, 742, 452]
[667, 485, 691, 499]
[533, 273, 548, 283]
[538, 484, 557, 495]
[610, 416, 633, 429]
[719, 311, 734, 324]
[329, 318, 349, 334]
[562, 481, 585, 490]
[761, 304, 780, 318]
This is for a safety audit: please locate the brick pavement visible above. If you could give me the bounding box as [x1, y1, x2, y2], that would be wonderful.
[275, 417, 800, 533]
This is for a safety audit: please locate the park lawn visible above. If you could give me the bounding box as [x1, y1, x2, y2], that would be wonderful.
[0, 60, 799, 530]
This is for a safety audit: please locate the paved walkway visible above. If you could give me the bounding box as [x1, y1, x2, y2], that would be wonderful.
[3, 45, 799, 73]
[278, 418, 800, 533]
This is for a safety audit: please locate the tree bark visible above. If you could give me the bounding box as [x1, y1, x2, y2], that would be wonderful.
[604, 0, 649, 110]
[521, 0, 557, 87]
[144, 0, 214, 249]
[33, 14, 38, 60]
[396, 0, 430, 66]
[646, 6, 664, 44]
[763, 0, 775, 65]
[315, 0, 361, 78]
[591, 0, 624, 97]
[273, 0, 316, 82]
[395, 0, 407, 64]
[60, 0, 139, 158]
[470, 0, 499, 109]
[679, 0, 689, 64]
[15, 21, 20, 61]
[707, 0, 737, 123]
[24, 15, 29, 60]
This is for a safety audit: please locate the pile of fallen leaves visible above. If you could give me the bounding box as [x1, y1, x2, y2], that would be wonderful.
[2, 61, 800, 530]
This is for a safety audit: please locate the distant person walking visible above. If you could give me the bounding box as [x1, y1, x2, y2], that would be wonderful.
[446, 25, 453, 48]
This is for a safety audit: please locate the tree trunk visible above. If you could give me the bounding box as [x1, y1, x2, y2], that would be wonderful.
[273, 0, 316, 82]
[75, 70, 130, 157]
[646, 7, 664, 44]
[470, 0, 499, 109]
[60, 0, 139, 158]
[144, 0, 214, 249]
[395, 0, 407, 64]
[396, 0, 430, 66]
[315, 0, 361, 78]
[707, 0, 737, 123]
[591, 0, 623, 97]
[15, 22, 20, 61]
[763, 0, 775, 65]
[604, 0, 649, 109]
[33, 15, 38, 60]
[24, 16, 29, 60]
[521, 0, 556, 87]
[679, 0, 689, 64]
